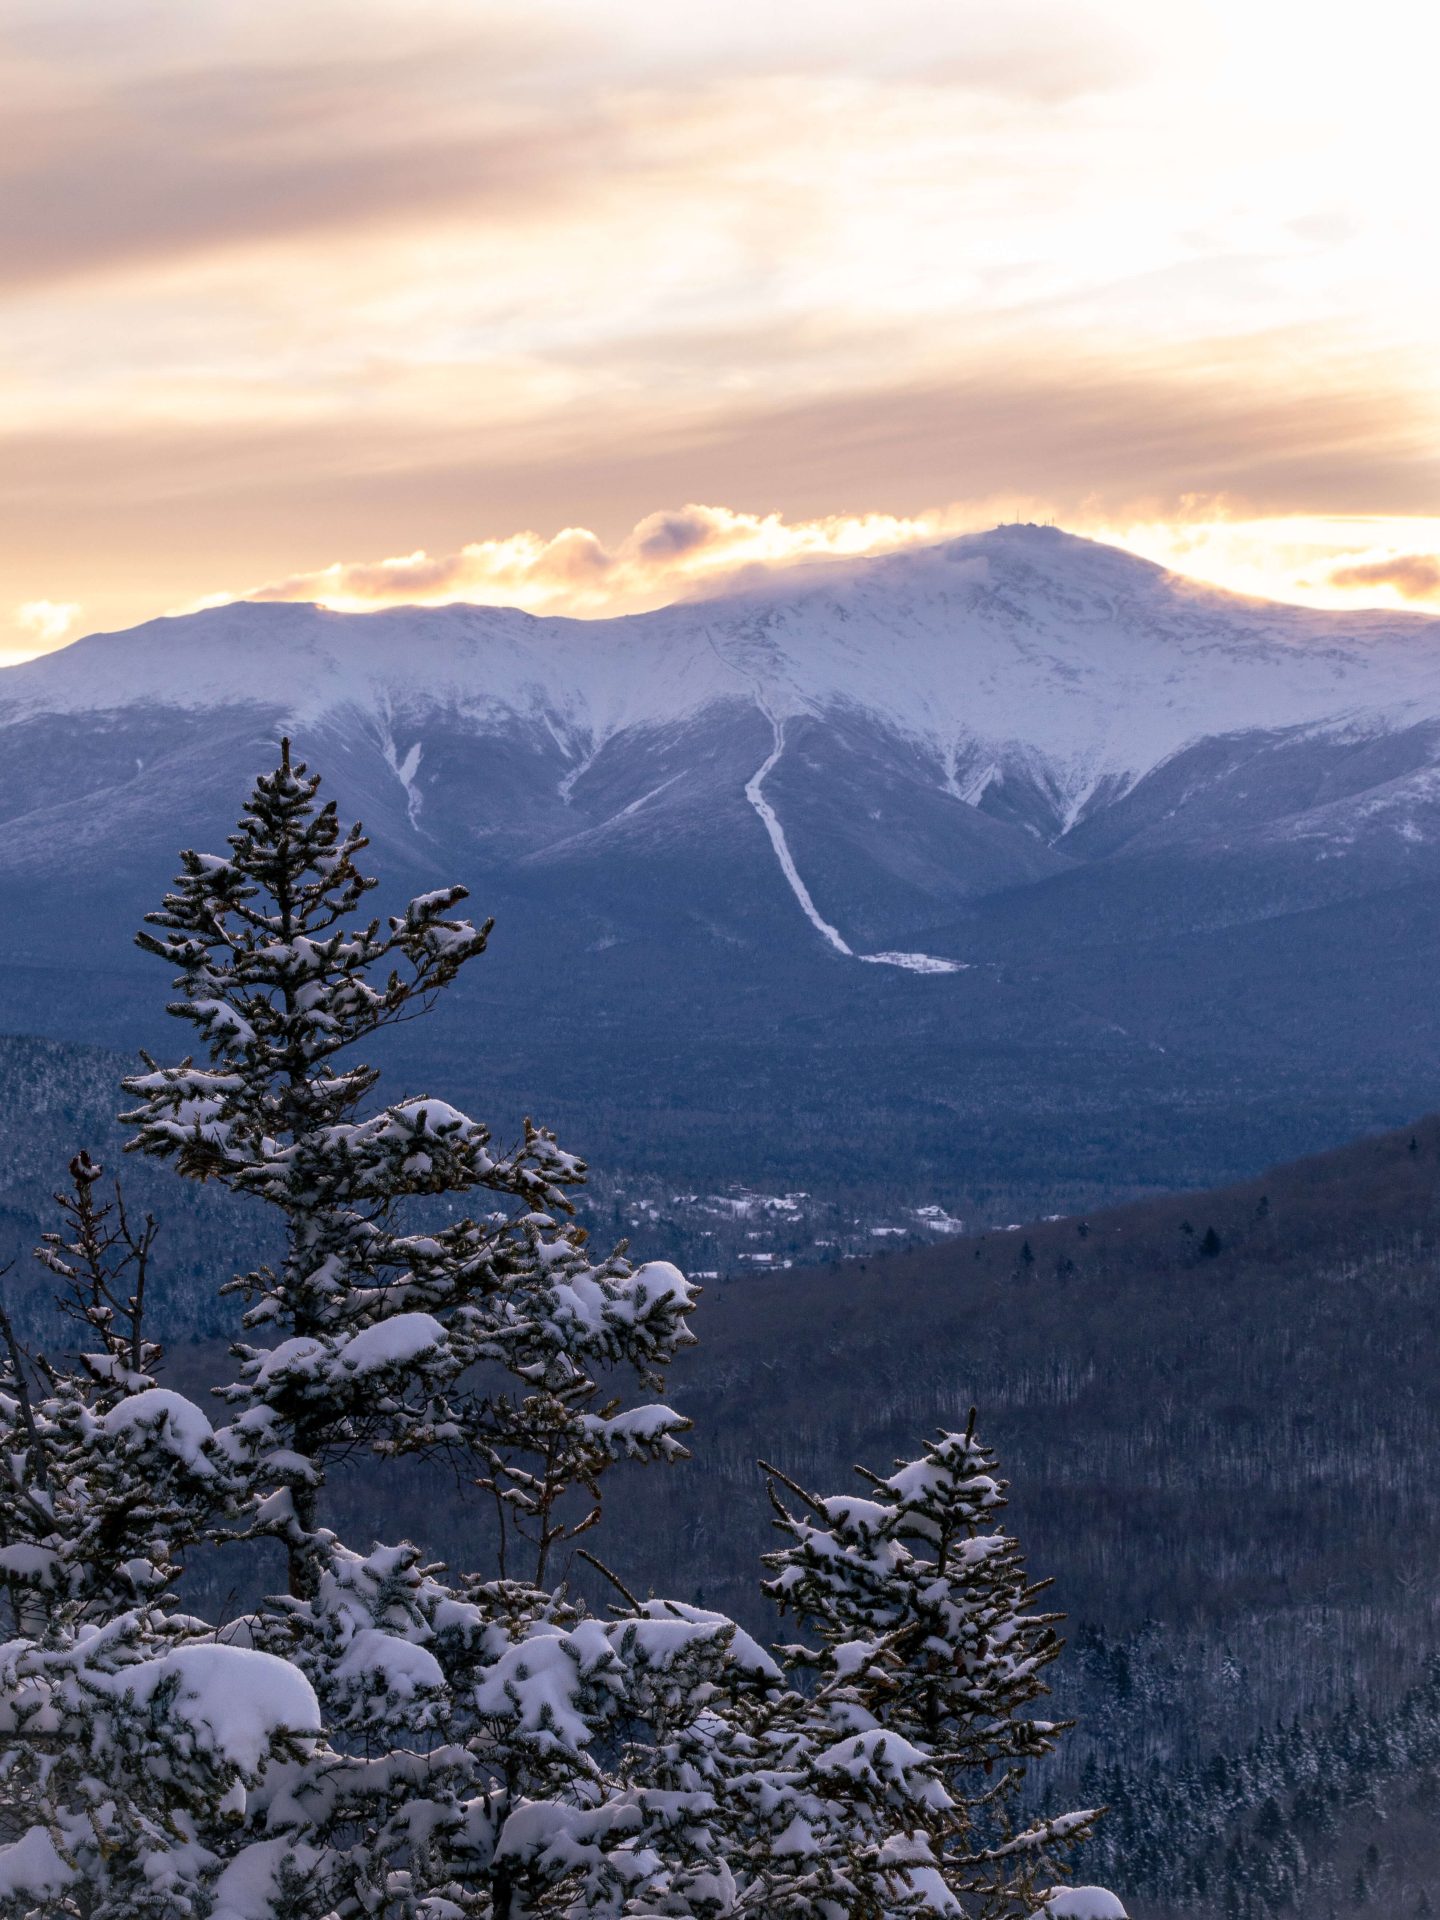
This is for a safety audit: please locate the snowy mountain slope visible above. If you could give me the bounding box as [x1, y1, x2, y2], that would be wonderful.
[5, 525, 1440, 944]
[4, 523, 1440, 1215]
[8, 524, 1438, 800]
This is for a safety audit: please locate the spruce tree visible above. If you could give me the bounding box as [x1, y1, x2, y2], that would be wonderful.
[122, 740, 695, 1598]
[0, 1159, 321, 1919]
[759, 1413, 1104, 1917]
[118, 741, 720, 1916]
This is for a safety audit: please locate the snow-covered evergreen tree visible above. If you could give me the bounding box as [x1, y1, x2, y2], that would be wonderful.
[0, 1158, 322, 1919]
[123, 741, 694, 1601]
[118, 742, 721, 1916]
[758, 1413, 1104, 1917]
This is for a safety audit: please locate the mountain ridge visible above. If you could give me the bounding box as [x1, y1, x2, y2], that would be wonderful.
[3, 522, 1439, 1226]
[9, 527, 1439, 814]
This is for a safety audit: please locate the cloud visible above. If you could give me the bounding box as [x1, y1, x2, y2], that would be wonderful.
[0, 52, 615, 291]
[236, 503, 973, 618]
[1327, 554, 1440, 602]
[633, 508, 724, 560]
[19, 496, 1440, 660]
[912, 10, 1139, 103]
[8, 331, 1440, 654]
[14, 598, 80, 644]
[211, 501, 1440, 629]
[11, 330, 1433, 526]
[4, 7, 1132, 296]
[714, 349, 1440, 523]
[0, 18, 1127, 298]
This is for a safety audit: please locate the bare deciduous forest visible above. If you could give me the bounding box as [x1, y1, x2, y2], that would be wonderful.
[9, 1024, 1440, 1915]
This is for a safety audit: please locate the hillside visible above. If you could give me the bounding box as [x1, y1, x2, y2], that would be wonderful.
[587, 1112, 1440, 1915]
[138, 1096, 1436, 1915]
[635, 1110, 1440, 1627]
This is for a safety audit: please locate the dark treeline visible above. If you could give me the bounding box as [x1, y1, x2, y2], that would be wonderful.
[0, 1031, 276, 1342]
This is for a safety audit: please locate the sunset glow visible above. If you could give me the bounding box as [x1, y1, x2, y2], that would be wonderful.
[5, 0, 1440, 657]
[176, 508, 1440, 628]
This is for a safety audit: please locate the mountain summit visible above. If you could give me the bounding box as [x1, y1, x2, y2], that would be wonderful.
[4, 525, 1440, 1214]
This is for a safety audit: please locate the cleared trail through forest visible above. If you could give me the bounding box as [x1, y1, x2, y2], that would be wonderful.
[716, 636, 962, 976]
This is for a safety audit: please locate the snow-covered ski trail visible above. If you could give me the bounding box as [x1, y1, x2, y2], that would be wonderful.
[376, 704, 425, 830]
[730, 672, 963, 975]
[743, 703, 855, 957]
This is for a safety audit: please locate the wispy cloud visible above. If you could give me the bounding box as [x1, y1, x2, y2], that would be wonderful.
[1327, 554, 1440, 603]
[14, 599, 80, 644]
[0, 8, 1134, 296]
[0, 47, 617, 292]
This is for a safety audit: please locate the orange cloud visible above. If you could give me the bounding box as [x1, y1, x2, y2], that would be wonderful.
[238, 504, 978, 618]
[1327, 554, 1440, 602]
[198, 503, 1440, 627]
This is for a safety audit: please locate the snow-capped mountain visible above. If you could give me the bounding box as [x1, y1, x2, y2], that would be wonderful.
[5, 524, 1440, 1218]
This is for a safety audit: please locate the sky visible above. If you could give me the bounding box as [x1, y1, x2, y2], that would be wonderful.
[5, 0, 1440, 661]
